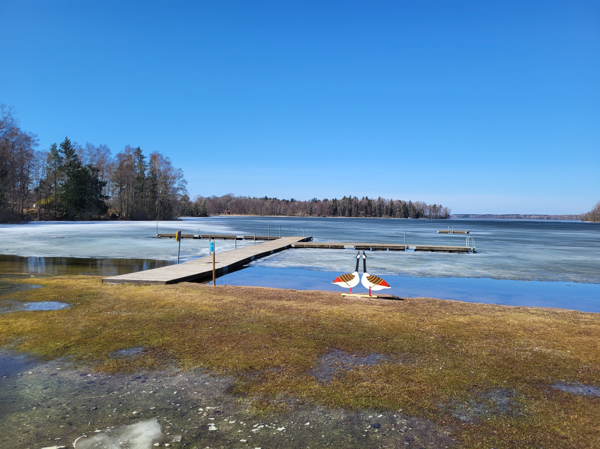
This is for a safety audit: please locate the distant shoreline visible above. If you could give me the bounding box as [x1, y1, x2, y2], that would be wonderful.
[3, 215, 587, 224]
[213, 214, 583, 221]
[451, 214, 581, 220]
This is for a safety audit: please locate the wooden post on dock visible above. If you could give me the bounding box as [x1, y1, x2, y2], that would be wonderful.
[210, 240, 216, 286]
[176, 230, 181, 264]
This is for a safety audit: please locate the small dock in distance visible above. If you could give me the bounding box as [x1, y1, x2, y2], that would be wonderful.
[438, 227, 469, 234]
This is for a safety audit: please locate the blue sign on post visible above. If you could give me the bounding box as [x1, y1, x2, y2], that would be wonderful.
[210, 241, 215, 253]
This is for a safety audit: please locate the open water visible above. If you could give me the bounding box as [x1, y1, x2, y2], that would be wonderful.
[0, 217, 598, 311]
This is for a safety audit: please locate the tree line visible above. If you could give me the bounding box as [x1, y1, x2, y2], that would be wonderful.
[0, 105, 187, 222]
[182, 194, 451, 219]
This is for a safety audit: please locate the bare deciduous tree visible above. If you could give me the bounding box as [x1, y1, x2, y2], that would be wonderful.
[582, 201, 600, 222]
[0, 105, 38, 222]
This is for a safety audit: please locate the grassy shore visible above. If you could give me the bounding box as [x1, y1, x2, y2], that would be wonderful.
[1, 275, 599, 448]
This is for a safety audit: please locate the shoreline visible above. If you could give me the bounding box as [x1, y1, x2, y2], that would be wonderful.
[2, 260, 600, 313]
[4, 215, 592, 224]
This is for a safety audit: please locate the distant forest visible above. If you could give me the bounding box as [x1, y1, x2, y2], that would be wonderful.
[182, 194, 450, 219]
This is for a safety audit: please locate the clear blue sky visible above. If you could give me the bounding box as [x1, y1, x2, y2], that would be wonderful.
[1, 0, 598, 214]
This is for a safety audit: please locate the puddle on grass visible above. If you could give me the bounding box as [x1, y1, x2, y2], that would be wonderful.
[111, 347, 146, 358]
[449, 389, 522, 424]
[308, 349, 388, 383]
[0, 350, 39, 378]
[553, 383, 600, 397]
[0, 299, 70, 313]
[0, 280, 41, 296]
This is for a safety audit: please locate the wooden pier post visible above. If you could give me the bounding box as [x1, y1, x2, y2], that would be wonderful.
[176, 230, 181, 264]
[211, 240, 216, 286]
[212, 251, 216, 286]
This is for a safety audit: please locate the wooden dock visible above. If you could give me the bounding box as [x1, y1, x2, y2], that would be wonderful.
[103, 236, 311, 285]
[103, 234, 476, 286]
[291, 242, 475, 253]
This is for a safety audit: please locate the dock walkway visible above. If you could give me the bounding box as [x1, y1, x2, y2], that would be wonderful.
[103, 236, 311, 285]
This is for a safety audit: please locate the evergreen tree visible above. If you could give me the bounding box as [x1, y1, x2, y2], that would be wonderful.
[59, 137, 82, 219]
[401, 202, 409, 218]
[133, 147, 146, 218]
[46, 143, 63, 219]
[50, 137, 108, 219]
[199, 200, 208, 217]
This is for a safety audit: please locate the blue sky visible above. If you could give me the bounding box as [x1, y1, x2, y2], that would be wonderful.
[1, 0, 598, 214]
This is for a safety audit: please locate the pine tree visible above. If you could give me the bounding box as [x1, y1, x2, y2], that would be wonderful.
[46, 143, 63, 219]
[52, 137, 108, 219]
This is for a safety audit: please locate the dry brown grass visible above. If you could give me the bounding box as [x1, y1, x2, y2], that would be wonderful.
[1, 275, 599, 448]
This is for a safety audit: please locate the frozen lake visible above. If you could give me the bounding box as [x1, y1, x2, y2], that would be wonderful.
[1, 217, 599, 311]
[1, 217, 599, 283]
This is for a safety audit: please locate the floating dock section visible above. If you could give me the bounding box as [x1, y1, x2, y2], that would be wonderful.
[157, 233, 280, 241]
[103, 236, 311, 285]
[291, 242, 474, 253]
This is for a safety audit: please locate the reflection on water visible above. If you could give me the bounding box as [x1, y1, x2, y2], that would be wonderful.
[0, 255, 172, 276]
[220, 266, 600, 313]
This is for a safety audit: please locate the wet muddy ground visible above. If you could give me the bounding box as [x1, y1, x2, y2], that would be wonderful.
[0, 350, 455, 449]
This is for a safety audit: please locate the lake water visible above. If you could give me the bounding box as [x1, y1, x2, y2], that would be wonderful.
[0, 218, 598, 312]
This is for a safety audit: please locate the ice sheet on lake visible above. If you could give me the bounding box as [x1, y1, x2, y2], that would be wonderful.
[0, 219, 250, 262]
